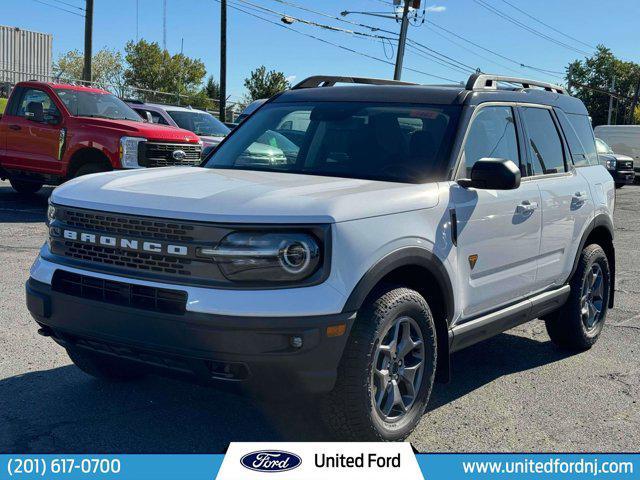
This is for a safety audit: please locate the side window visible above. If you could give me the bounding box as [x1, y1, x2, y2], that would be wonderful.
[16, 88, 60, 120]
[462, 106, 519, 177]
[521, 107, 566, 175]
[567, 113, 598, 166]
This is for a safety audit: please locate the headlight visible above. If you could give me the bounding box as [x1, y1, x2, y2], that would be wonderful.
[119, 136, 146, 168]
[199, 232, 321, 283]
[46, 203, 56, 226]
[605, 158, 616, 170]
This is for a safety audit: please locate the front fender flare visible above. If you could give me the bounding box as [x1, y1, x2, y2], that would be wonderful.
[341, 246, 454, 324]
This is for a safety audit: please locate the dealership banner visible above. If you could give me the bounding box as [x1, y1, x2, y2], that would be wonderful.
[1, 446, 638, 479]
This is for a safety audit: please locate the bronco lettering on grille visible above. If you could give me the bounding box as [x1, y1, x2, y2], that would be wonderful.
[55, 228, 189, 256]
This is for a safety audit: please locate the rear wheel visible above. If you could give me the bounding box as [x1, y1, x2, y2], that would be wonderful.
[322, 287, 437, 441]
[10, 179, 43, 194]
[67, 348, 146, 381]
[545, 244, 610, 350]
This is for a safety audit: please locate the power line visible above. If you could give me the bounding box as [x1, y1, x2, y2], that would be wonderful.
[50, 0, 85, 11]
[235, 0, 396, 41]
[241, 0, 476, 77]
[30, 0, 84, 16]
[426, 20, 565, 81]
[472, 0, 591, 56]
[500, 0, 597, 50]
[220, 0, 463, 83]
[267, 0, 399, 36]
[406, 44, 475, 76]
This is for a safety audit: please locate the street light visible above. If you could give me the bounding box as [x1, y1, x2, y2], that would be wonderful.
[340, 10, 397, 19]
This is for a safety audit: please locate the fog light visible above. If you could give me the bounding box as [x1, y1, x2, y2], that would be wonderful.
[326, 324, 347, 337]
[290, 336, 303, 349]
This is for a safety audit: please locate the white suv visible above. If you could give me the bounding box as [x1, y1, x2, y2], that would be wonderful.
[27, 74, 615, 441]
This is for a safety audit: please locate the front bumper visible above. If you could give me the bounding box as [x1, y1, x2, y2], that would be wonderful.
[613, 169, 635, 185]
[26, 278, 355, 394]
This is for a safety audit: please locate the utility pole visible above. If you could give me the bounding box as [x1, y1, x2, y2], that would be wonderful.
[82, 0, 94, 83]
[163, 0, 167, 51]
[607, 76, 616, 125]
[219, 0, 227, 122]
[393, 0, 411, 81]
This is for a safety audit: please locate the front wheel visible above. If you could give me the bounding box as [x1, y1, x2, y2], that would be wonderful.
[545, 244, 610, 350]
[10, 179, 43, 194]
[322, 287, 437, 441]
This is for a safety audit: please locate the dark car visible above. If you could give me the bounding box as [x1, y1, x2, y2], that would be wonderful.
[596, 137, 634, 188]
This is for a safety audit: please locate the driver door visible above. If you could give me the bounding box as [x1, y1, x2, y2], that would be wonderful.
[3, 87, 64, 174]
[452, 104, 542, 320]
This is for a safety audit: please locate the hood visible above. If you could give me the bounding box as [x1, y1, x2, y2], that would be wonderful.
[613, 153, 633, 162]
[51, 168, 440, 224]
[74, 117, 200, 143]
[200, 135, 227, 148]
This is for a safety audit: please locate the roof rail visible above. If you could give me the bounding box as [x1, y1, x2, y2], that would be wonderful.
[466, 73, 565, 94]
[292, 75, 417, 90]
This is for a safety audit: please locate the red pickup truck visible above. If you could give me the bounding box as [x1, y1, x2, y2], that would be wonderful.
[0, 81, 202, 194]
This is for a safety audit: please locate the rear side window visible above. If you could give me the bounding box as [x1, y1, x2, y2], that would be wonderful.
[566, 113, 598, 166]
[462, 106, 520, 177]
[16, 88, 60, 119]
[521, 107, 566, 175]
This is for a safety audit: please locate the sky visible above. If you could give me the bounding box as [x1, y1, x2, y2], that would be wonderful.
[2, 0, 640, 103]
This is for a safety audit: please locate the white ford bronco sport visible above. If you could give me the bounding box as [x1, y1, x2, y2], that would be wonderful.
[27, 74, 615, 440]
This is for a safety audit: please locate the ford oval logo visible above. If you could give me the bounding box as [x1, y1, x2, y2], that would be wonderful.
[240, 450, 302, 473]
[172, 149, 187, 161]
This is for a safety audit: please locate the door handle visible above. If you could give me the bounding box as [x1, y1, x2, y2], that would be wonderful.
[8, 124, 21, 131]
[516, 200, 538, 215]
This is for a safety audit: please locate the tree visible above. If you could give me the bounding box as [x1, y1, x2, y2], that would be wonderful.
[55, 48, 126, 95]
[243, 66, 290, 102]
[204, 75, 221, 100]
[567, 46, 640, 126]
[123, 39, 206, 102]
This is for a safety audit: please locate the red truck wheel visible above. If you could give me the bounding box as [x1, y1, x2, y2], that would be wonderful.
[10, 179, 43, 194]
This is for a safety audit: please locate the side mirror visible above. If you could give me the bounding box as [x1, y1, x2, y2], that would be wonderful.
[25, 102, 44, 122]
[144, 111, 153, 123]
[458, 158, 521, 190]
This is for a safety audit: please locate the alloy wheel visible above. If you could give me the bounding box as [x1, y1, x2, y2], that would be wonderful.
[581, 263, 605, 331]
[371, 316, 425, 422]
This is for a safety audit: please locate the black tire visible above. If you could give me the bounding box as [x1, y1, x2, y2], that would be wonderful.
[9, 178, 43, 194]
[73, 162, 109, 178]
[545, 244, 610, 350]
[67, 348, 145, 381]
[322, 287, 437, 441]
[615, 183, 623, 189]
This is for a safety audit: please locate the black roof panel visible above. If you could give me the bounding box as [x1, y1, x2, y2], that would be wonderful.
[272, 83, 588, 115]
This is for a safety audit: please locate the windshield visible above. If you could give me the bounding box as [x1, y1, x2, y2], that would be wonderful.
[595, 138, 613, 155]
[56, 89, 142, 121]
[168, 110, 230, 137]
[205, 102, 461, 183]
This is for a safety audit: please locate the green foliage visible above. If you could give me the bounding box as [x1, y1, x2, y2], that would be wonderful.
[0, 97, 7, 114]
[568, 46, 640, 126]
[123, 40, 206, 101]
[243, 66, 290, 102]
[54, 48, 126, 95]
[204, 75, 221, 100]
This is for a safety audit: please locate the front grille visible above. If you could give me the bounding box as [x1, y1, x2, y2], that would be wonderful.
[617, 160, 634, 170]
[52, 270, 187, 314]
[62, 241, 192, 276]
[141, 142, 202, 167]
[62, 208, 195, 242]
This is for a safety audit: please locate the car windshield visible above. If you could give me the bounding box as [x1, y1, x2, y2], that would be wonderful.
[56, 89, 142, 122]
[595, 138, 613, 155]
[167, 110, 230, 137]
[205, 102, 461, 183]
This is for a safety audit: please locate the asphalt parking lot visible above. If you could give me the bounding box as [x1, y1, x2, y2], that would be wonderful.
[1, 179, 638, 453]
